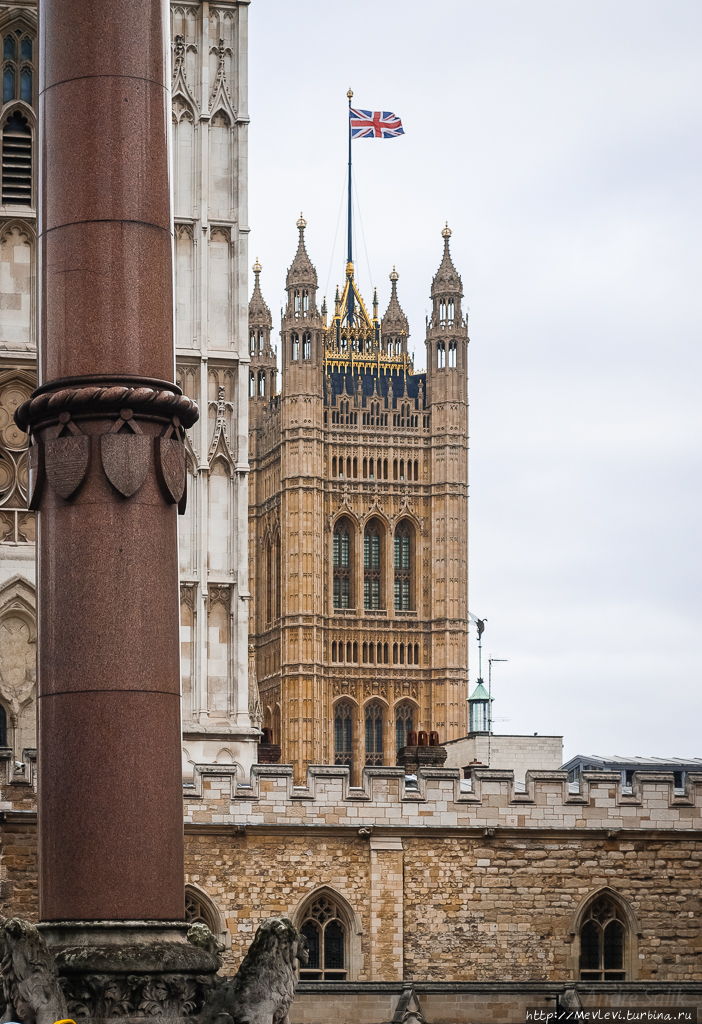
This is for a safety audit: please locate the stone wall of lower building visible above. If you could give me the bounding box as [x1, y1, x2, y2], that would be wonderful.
[2, 760, 701, 1000]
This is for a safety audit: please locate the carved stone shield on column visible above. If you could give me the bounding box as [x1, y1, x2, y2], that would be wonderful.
[45, 434, 90, 500]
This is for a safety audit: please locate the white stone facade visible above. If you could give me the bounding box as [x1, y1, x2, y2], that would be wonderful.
[0, 1, 257, 777]
[443, 732, 564, 783]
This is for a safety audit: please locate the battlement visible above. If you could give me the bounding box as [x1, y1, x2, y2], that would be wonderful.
[184, 763, 702, 832]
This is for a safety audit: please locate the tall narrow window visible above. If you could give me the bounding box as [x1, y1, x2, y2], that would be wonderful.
[0, 703, 6, 746]
[249, 370, 255, 397]
[363, 521, 382, 610]
[250, 331, 256, 354]
[333, 519, 352, 609]
[299, 896, 348, 981]
[2, 111, 32, 206]
[365, 702, 383, 766]
[2, 31, 33, 107]
[448, 341, 457, 367]
[395, 702, 414, 753]
[291, 334, 299, 360]
[579, 897, 627, 981]
[302, 333, 311, 359]
[258, 371, 265, 396]
[334, 701, 353, 768]
[394, 522, 412, 610]
[437, 341, 446, 368]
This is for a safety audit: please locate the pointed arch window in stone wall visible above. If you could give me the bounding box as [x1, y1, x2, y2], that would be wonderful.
[291, 333, 299, 360]
[333, 519, 352, 609]
[364, 522, 382, 610]
[448, 341, 457, 367]
[302, 333, 311, 359]
[394, 522, 412, 610]
[300, 896, 347, 981]
[3, 30, 33, 105]
[579, 896, 627, 981]
[2, 111, 32, 206]
[365, 701, 383, 766]
[334, 701, 353, 768]
[184, 885, 220, 936]
[395, 702, 414, 753]
[437, 340, 446, 368]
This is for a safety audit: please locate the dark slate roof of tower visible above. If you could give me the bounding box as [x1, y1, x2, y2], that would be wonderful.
[381, 267, 409, 336]
[325, 368, 426, 404]
[285, 214, 318, 289]
[431, 224, 463, 298]
[249, 259, 272, 327]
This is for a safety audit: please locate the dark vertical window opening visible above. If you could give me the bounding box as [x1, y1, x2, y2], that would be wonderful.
[333, 521, 351, 609]
[365, 702, 383, 766]
[363, 523, 382, 610]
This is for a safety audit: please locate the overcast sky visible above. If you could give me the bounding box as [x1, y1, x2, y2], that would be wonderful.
[247, 1, 702, 763]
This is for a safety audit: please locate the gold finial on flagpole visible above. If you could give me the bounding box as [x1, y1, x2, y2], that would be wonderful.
[347, 87, 353, 101]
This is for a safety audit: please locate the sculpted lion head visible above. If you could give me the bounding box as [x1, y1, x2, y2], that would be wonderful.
[199, 916, 307, 1024]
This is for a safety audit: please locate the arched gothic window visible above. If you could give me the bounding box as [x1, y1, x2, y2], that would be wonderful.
[291, 334, 299, 360]
[2, 111, 31, 206]
[302, 289, 309, 313]
[249, 370, 255, 397]
[448, 341, 457, 367]
[363, 520, 382, 610]
[294, 290, 301, 314]
[302, 333, 311, 359]
[365, 702, 383, 766]
[257, 370, 265, 397]
[333, 518, 352, 609]
[258, 329, 264, 352]
[395, 702, 414, 753]
[3, 30, 33, 106]
[579, 895, 627, 981]
[299, 895, 347, 981]
[334, 701, 353, 768]
[249, 330, 256, 354]
[437, 341, 446, 368]
[394, 521, 412, 611]
[184, 885, 221, 936]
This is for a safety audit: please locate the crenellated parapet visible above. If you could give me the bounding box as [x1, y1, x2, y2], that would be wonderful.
[183, 763, 702, 832]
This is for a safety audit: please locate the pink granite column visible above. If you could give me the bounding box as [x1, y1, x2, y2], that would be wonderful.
[17, 0, 197, 922]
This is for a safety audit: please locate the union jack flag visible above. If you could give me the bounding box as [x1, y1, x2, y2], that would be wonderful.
[349, 108, 404, 139]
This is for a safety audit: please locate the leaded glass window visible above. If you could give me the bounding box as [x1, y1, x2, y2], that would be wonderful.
[579, 896, 627, 981]
[334, 701, 353, 768]
[299, 896, 347, 981]
[394, 523, 412, 610]
[365, 702, 383, 766]
[395, 702, 414, 753]
[333, 520, 352, 609]
[363, 523, 382, 610]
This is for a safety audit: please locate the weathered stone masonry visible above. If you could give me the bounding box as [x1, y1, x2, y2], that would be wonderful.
[3, 762, 699, 989]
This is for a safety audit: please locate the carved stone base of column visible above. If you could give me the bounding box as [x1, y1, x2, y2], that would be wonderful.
[40, 921, 221, 1021]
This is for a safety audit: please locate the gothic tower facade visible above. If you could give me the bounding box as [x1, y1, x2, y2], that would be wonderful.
[249, 222, 470, 783]
[0, 0, 258, 776]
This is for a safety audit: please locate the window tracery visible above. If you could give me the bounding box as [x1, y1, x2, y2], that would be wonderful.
[333, 518, 352, 609]
[3, 29, 33, 106]
[2, 110, 31, 206]
[364, 701, 383, 766]
[363, 521, 382, 610]
[184, 885, 220, 936]
[579, 895, 627, 981]
[395, 701, 414, 752]
[394, 522, 412, 610]
[299, 895, 347, 981]
[334, 701, 353, 768]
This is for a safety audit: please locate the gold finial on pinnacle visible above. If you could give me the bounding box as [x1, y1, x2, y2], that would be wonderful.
[297, 212, 306, 231]
[389, 265, 399, 281]
[442, 222, 452, 239]
[252, 257, 261, 274]
[347, 87, 353, 100]
[345, 260, 354, 278]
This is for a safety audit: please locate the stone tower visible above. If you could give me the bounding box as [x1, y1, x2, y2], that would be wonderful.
[248, 222, 470, 783]
[0, 0, 258, 778]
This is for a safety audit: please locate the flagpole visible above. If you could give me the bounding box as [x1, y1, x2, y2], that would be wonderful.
[347, 88, 353, 265]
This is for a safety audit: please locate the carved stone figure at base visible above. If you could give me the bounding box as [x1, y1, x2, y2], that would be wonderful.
[0, 917, 67, 1024]
[199, 917, 307, 1024]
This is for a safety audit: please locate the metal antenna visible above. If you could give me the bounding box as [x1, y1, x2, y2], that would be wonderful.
[487, 655, 507, 769]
